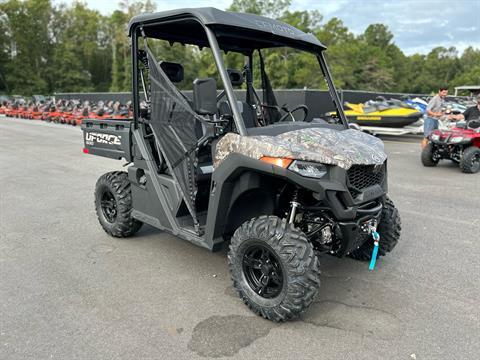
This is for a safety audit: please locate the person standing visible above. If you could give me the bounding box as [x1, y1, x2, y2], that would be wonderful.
[423, 86, 449, 138]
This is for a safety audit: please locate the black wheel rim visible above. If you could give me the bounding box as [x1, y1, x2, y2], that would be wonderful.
[101, 190, 117, 223]
[471, 153, 480, 167]
[242, 243, 284, 299]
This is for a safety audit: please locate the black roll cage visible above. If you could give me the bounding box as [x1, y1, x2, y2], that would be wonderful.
[130, 17, 349, 134]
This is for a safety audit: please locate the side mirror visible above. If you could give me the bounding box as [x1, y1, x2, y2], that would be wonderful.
[193, 78, 217, 116]
[227, 69, 243, 87]
[160, 61, 184, 83]
[348, 123, 362, 131]
[468, 119, 480, 129]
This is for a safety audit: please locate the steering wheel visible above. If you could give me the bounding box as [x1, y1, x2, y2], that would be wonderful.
[278, 104, 309, 122]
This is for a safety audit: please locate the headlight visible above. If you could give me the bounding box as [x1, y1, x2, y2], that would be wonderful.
[288, 160, 327, 178]
[450, 136, 464, 143]
[431, 134, 440, 141]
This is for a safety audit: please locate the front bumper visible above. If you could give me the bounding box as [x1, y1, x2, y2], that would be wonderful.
[336, 201, 383, 256]
[316, 163, 388, 221]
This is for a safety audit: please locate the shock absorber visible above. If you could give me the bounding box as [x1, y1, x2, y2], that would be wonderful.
[289, 188, 301, 224]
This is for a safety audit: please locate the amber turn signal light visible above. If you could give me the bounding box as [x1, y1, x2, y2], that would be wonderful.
[260, 157, 293, 168]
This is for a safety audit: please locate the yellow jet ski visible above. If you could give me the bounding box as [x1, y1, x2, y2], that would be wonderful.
[330, 97, 423, 127]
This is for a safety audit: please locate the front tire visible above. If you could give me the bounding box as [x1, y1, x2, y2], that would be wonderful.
[349, 196, 401, 261]
[228, 216, 320, 322]
[421, 143, 439, 167]
[95, 171, 142, 237]
[459, 146, 480, 173]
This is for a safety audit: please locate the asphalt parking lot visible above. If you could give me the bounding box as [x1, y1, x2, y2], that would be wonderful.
[1, 117, 479, 360]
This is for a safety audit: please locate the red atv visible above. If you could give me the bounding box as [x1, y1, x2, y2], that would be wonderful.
[421, 119, 480, 173]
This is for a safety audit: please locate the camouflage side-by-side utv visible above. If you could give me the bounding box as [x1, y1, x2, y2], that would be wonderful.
[82, 7, 401, 321]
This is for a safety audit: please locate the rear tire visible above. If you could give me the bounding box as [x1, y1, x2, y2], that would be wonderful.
[348, 197, 401, 261]
[228, 216, 320, 322]
[421, 143, 438, 167]
[459, 146, 480, 174]
[95, 171, 142, 237]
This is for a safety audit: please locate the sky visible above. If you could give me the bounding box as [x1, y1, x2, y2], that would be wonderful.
[56, 0, 480, 55]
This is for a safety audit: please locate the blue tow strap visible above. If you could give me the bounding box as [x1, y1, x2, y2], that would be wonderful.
[369, 231, 380, 271]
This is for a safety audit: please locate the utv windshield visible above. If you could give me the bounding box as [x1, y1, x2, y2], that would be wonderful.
[223, 47, 338, 125]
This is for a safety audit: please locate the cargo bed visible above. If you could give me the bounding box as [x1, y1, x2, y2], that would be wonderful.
[81, 118, 133, 161]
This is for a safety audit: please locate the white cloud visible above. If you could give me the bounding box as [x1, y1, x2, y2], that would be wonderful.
[154, 0, 231, 12]
[290, 0, 350, 16]
[402, 41, 478, 56]
[459, 26, 477, 32]
[397, 18, 433, 25]
[54, 0, 232, 15]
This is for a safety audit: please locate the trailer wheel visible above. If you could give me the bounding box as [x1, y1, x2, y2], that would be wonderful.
[95, 171, 142, 237]
[228, 216, 320, 322]
[459, 146, 480, 174]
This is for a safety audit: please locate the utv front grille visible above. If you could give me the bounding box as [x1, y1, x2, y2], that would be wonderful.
[347, 164, 385, 196]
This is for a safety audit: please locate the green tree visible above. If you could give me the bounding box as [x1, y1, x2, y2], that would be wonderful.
[50, 41, 92, 92]
[109, 9, 128, 92]
[316, 18, 358, 89]
[316, 17, 353, 47]
[109, 0, 156, 92]
[0, 9, 10, 93]
[419, 47, 461, 93]
[451, 47, 480, 91]
[280, 10, 322, 33]
[65, 2, 111, 91]
[402, 53, 426, 94]
[362, 24, 393, 49]
[1, 0, 52, 95]
[48, 2, 111, 92]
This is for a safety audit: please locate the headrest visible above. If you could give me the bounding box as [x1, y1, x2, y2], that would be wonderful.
[159, 61, 184, 83]
[218, 101, 232, 117]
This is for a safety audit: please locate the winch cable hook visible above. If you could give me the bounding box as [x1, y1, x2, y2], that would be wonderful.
[369, 227, 380, 270]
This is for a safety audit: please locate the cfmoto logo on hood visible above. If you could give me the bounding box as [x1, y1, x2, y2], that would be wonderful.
[371, 153, 384, 163]
[85, 132, 121, 146]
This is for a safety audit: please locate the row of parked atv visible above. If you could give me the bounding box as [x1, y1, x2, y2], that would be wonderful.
[0, 99, 132, 126]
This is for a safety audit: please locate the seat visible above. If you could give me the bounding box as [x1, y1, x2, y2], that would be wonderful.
[218, 100, 257, 128]
[238, 102, 257, 128]
[217, 69, 257, 128]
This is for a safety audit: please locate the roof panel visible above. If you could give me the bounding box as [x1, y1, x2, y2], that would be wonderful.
[128, 7, 325, 52]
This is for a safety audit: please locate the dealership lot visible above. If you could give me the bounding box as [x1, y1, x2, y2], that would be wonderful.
[1, 117, 479, 360]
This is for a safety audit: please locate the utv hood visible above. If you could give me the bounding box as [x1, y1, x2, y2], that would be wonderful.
[214, 127, 387, 169]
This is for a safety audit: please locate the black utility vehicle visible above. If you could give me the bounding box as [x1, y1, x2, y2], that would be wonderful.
[82, 7, 401, 321]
